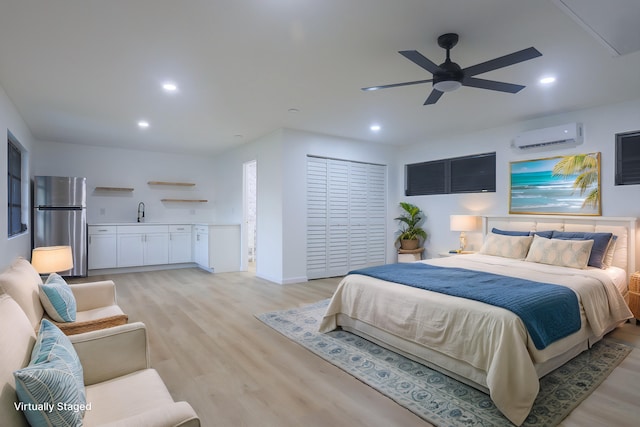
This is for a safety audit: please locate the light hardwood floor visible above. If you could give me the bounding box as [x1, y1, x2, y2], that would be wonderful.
[83, 268, 640, 427]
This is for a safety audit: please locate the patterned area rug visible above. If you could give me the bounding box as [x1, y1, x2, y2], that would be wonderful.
[256, 299, 632, 427]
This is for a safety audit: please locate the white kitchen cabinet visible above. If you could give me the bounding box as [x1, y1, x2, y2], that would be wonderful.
[116, 225, 169, 267]
[143, 232, 169, 265]
[194, 224, 241, 273]
[193, 225, 209, 268]
[169, 225, 192, 264]
[88, 226, 117, 269]
[117, 233, 144, 267]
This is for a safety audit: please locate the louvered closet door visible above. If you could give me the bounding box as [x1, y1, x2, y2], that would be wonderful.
[367, 164, 387, 266]
[306, 158, 328, 279]
[306, 157, 387, 279]
[348, 162, 369, 271]
[326, 160, 350, 277]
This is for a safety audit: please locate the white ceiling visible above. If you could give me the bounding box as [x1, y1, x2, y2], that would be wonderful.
[0, 0, 639, 155]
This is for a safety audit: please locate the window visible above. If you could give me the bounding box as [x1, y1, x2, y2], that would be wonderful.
[405, 152, 496, 196]
[7, 134, 27, 237]
[405, 160, 446, 196]
[615, 130, 640, 186]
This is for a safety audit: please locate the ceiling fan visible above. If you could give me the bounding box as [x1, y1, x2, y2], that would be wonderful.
[362, 33, 542, 105]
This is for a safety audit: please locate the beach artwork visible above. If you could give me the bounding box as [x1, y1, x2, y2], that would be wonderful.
[509, 153, 601, 215]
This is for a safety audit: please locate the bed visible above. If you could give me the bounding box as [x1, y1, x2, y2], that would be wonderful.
[319, 215, 637, 425]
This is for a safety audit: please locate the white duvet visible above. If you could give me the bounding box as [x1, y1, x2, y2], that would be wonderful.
[319, 254, 633, 425]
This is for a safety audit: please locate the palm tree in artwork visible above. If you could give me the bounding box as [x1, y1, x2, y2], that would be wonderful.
[552, 153, 600, 209]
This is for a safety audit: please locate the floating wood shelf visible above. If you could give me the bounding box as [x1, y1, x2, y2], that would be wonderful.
[161, 199, 208, 203]
[148, 181, 196, 187]
[95, 186, 134, 192]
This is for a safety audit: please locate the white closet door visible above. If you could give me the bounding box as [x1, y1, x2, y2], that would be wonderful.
[326, 160, 350, 276]
[306, 158, 328, 279]
[348, 162, 369, 271]
[367, 164, 387, 266]
[306, 157, 387, 279]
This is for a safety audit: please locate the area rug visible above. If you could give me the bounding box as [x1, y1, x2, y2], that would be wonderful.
[256, 299, 632, 427]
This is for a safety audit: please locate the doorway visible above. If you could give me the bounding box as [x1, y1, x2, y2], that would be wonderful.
[243, 160, 257, 273]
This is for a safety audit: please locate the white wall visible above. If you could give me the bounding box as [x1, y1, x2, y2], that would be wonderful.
[32, 140, 218, 224]
[208, 129, 284, 283]
[211, 128, 396, 284]
[395, 98, 640, 259]
[0, 85, 35, 269]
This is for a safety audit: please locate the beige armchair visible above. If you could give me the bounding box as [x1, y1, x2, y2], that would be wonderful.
[0, 258, 127, 334]
[0, 292, 200, 426]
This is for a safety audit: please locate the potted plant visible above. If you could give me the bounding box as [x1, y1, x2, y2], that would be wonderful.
[395, 202, 427, 250]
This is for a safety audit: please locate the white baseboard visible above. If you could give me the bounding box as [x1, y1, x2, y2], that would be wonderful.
[256, 273, 309, 285]
[88, 263, 195, 276]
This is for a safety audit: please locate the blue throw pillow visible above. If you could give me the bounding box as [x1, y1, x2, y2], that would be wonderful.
[39, 273, 77, 322]
[14, 319, 86, 426]
[491, 227, 530, 236]
[550, 231, 613, 268]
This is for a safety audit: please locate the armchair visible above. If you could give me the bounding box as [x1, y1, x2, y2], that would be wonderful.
[0, 292, 200, 426]
[0, 258, 127, 334]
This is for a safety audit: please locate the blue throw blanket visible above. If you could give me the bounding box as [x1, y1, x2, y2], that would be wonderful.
[349, 263, 581, 350]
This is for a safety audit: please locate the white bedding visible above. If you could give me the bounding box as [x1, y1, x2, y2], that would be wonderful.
[600, 265, 628, 295]
[319, 254, 633, 425]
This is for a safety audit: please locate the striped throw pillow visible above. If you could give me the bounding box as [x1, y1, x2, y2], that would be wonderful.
[39, 273, 77, 322]
[13, 319, 86, 426]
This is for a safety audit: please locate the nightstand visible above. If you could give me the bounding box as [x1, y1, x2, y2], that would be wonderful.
[629, 272, 640, 325]
[398, 247, 425, 263]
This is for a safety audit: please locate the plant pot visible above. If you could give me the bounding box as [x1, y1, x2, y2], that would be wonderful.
[400, 239, 419, 250]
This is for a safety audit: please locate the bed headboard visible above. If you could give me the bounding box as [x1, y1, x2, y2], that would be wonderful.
[483, 215, 638, 276]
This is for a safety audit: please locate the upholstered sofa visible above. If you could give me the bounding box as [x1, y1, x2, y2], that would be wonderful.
[0, 258, 127, 334]
[1, 288, 200, 426]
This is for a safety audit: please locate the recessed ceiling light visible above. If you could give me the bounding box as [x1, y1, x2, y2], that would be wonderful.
[539, 76, 556, 84]
[370, 124, 381, 132]
[138, 120, 149, 128]
[162, 82, 178, 92]
[288, 108, 300, 113]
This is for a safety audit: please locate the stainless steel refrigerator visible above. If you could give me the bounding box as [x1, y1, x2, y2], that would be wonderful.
[33, 176, 88, 277]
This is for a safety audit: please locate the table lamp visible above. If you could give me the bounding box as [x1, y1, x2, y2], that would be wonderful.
[450, 215, 480, 252]
[31, 246, 74, 274]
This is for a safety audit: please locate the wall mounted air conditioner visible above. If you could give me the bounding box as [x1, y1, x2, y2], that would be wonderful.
[512, 123, 584, 150]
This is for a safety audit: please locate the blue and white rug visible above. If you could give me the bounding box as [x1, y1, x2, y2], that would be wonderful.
[256, 299, 632, 427]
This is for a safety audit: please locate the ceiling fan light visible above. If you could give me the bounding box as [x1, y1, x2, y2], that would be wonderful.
[433, 80, 462, 92]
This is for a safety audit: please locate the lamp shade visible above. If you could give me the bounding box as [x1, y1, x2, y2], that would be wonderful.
[31, 246, 73, 274]
[433, 80, 462, 93]
[450, 215, 480, 232]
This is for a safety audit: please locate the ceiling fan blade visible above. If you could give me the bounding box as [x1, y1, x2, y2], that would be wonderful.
[399, 50, 441, 74]
[424, 89, 444, 105]
[462, 77, 525, 93]
[463, 47, 542, 77]
[361, 79, 433, 91]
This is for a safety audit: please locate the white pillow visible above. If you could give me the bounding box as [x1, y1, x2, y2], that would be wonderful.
[525, 235, 594, 269]
[602, 235, 618, 268]
[479, 233, 533, 260]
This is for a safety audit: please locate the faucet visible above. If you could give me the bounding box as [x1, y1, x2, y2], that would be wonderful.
[137, 202, 145, 223]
